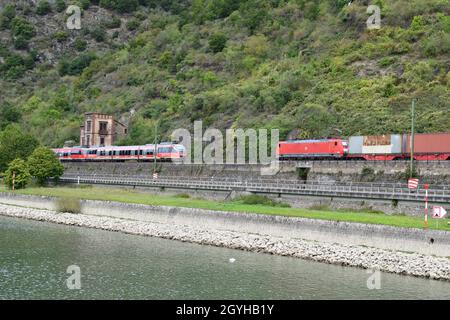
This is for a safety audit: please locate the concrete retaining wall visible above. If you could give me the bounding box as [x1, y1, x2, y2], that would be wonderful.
[0, 192, 449, 257]
[63, 161, 450, 184]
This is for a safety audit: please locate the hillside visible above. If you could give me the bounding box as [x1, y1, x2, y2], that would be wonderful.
[0, 0, 449, 147]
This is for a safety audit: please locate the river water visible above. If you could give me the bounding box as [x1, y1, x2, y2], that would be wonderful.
[1, 216, 449, 299]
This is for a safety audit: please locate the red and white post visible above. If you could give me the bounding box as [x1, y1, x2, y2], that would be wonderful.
[424, 184, 429, 229]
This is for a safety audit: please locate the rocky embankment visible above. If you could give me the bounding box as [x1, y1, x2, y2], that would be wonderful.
[0, 203, 449, 281]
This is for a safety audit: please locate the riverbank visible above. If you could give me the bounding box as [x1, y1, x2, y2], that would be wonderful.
[0, 200, 449, 281]
[2, 185, 449, 231]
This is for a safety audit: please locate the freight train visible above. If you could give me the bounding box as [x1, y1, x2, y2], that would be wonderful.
[53, 143, 186, 162]
[276, 133, 450, 161]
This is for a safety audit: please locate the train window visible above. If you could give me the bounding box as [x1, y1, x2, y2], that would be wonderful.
[158, 147, 172, 153]
[139, 150, 143, 155]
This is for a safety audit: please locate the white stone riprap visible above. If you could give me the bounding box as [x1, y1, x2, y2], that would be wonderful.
[0, 203, 449, 281]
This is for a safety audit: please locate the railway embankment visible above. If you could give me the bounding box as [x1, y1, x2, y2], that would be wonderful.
[0, 192, 449, 281]
[62, 160, 450, 184]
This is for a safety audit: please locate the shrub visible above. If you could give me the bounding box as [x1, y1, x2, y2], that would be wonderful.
[58, 53, 96, 76]
[79, 0, 91, 10]
[126, 19, 140, 31]
[90, 26, 107, 42]
[54, 31, 69, 42]
[55, 0, 66, 12]
[4, 158, 31, 190]
[0, 4, 16, 29]
[13, 36, 29, 50]
[209, 32, 228, 53]
[36, 1, 52, 15]
[74, 38, 87, 51]
[55, 197, 81, 214]
[27, 146, 65, 186]
[11, 17, 36, 40]
[174, 193, 190, 198]
[103, 15, 121, 29]
[237, 194, 290, 207]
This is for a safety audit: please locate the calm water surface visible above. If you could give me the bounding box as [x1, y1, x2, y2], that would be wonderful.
[1, 216, 449, 299]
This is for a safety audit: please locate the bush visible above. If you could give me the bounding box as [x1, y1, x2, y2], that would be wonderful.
[126, 19, 140, 31]
[79, 0, 91, 10]
[103, 15, 121, 29]
[209, 32, 228, 53]
[36, 1, 52, 15]
[53, 31, 69, 42]
[4, 158, 31, 190]
[90, 26, 107, 42]
[0, 4, 16, 29]
[236, 194, 290, 207]
[74, 38, 87, 51]
[174, 193, 190, 198]
[56, 197, 81, 214]
[11, 17, 36, 40]
[27, 146, 65, 185]
[55, 0, 66, 12]
[13, 36, 29, 50]
[58, 53, 96, 76]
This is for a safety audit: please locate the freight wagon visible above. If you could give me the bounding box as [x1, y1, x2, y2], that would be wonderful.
[347, 133, 450, 161]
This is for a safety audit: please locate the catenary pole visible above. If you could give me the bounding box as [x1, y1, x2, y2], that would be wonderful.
[410, 99, 415, 178]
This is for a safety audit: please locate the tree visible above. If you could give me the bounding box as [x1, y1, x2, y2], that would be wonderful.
[0, 102, 22, 130]
[4, 158, 31, 190]
[0, 124, 39, 173]
[27, 147, 64, 186]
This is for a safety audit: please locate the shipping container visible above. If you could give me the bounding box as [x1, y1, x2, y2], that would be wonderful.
[405, 133, 450, 153]
[348, 134, 402, 155]
[405, 133, 450, 160]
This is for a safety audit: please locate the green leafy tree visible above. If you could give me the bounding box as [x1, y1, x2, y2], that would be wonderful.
[0, 102, 22, 130]
[27, 146, 64, 186]
[4, 158, 31, 190]
[0, 124, 39, 173]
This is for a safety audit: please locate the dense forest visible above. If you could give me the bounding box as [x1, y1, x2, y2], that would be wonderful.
[0, 0, 449, 147]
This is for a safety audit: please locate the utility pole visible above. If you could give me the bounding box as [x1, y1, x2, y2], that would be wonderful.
[410, 99, 415, 178]
[153, 120, 158, 174]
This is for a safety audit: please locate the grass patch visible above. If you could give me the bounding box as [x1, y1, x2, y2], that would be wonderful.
[1, 184, 449, 231]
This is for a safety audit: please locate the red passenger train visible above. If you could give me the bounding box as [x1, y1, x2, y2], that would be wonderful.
[53, 143, 186, 162]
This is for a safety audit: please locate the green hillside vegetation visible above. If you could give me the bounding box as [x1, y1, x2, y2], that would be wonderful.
[0, 0, 449, 148]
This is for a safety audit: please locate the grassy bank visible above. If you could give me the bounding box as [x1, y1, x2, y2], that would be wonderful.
[0, 184, 449, 232]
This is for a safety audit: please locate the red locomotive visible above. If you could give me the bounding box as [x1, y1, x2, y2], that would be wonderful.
[277, 139, 348, 160]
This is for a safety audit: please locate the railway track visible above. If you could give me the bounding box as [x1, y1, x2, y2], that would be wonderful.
[60, 175, 450, 204]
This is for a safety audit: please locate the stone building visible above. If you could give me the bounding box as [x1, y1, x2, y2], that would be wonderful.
[80, 113, 128, 147]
